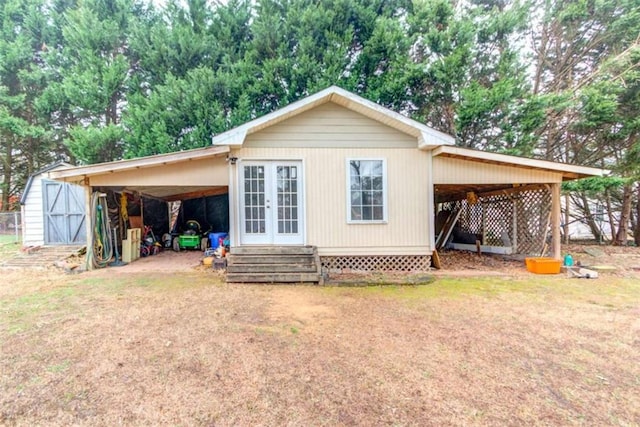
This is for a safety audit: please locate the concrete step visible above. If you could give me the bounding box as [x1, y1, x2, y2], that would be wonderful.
[226, 272, 322, 283]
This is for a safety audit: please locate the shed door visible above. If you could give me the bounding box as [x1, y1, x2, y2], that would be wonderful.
[43, 180, 86, 245]
[240, 161, 304, 245]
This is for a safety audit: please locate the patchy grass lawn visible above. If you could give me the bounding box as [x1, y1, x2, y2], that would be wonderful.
[0, 237, 21, 255]
[1, 268, 639, 426]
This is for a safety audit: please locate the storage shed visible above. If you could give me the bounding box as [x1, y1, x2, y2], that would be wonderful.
[20, 162, 87, 247]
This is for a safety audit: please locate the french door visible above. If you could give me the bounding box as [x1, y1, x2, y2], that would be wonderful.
[239, 161, 304, 245]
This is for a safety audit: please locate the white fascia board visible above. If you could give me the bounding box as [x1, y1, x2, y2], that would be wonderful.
[212, 128, 248, 147]
[418, 129, 455, 149]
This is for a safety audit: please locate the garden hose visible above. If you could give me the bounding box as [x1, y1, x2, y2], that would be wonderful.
[87, 192, 113, 269]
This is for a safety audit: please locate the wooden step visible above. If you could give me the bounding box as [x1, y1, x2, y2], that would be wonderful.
[230, 246, 315, 255]
[224, 245, 323, 284]
[227, 263, 317, 274]
[227, 254, 314, 265]
[226, 272, 321, 283]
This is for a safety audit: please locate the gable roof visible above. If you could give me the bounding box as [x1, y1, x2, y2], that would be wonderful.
[433, 146, 608, 180]
[20, 161, 73, 205]
[212, 86, 455, 149]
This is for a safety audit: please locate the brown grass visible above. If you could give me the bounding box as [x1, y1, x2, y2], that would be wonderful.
[1, 265, 639, 425]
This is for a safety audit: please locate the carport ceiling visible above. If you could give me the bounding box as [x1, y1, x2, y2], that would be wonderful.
[106, 185, 228, 202]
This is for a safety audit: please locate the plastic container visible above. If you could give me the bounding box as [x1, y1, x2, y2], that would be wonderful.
[209, 232, 228, 248]
[563, 254, 574, 266]
[525, 257, 562, 274]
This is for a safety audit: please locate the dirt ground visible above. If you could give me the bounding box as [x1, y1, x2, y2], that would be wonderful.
[1, 245, 639, 425]
[434, 244, 640, 278]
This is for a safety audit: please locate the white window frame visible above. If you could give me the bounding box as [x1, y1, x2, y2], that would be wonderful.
[346, 158, 388, 224]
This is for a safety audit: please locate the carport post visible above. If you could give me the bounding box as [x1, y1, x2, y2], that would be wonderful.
[228, 155, 237, 248]
[551, 182, 561, 260]
[426, 153, 436, 250]
[84, 179, 94, 270]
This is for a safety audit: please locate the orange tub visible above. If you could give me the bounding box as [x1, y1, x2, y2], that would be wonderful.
[525, 257, 562, 274]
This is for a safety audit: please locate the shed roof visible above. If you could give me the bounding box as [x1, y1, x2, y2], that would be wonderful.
[48, 146, 230, 200]
[432, 146, 607, 180]
[50, 145, 230, 180]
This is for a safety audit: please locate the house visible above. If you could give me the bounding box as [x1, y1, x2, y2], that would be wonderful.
[48, 87, 605, 279]
[20, 161, 87, 247]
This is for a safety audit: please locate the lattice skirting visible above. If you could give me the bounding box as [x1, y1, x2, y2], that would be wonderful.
[321, 255, 432, 273]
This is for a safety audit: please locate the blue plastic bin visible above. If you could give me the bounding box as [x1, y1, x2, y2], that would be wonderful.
[209, 232, 228, 248]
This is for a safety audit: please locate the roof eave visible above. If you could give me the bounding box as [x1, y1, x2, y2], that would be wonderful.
[49, 145, 230, 181]
[432, 146, 608, 180]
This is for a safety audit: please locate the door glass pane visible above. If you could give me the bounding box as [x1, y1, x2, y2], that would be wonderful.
[244, 166, 266, 235]
[276, 165, 299, 235]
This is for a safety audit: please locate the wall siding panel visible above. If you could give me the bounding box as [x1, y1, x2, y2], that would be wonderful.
[234, 101, 430, 255]
[433, 157, 562, 184]
[234, 147, 430, 255]
[244, 103, 417, 149]
[89, 156, 229, 187]
[22, 175, 45, 246]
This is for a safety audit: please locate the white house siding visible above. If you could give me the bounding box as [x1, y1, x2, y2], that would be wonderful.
[244, 103, 417, 149]
[433, 156, 562, 184]
[22, 174, 46, 246]
[235, 103, 429, 256]
[88, 156, 229, 187]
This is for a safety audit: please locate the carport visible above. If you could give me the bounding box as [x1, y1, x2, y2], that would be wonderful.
[49, 146, 231, 268]
[431, 146, 606, 259]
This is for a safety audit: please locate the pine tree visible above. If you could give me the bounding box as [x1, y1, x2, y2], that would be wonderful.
[0, 0, 57, 209]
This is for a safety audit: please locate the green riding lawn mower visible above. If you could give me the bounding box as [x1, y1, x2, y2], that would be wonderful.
[171, 220, 209, 251]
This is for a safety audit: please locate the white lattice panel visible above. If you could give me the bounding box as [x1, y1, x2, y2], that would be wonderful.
[321, 255, 431, 273]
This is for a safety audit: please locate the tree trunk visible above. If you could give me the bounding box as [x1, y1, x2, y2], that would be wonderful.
[613, 183, 632, 246]
[577, 193, 601, 242]
[604, 189, 616, 242]
[634, 183, 640, 246]
[1, 139, 13, 212]
[563, 194, 570, 244]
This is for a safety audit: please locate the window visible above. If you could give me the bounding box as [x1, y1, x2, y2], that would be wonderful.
[347, 159, 386, 223]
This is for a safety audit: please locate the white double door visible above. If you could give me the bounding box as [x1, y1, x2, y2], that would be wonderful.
[239, 160, 304, 245]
